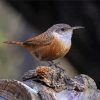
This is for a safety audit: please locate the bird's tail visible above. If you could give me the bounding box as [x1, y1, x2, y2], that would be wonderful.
[3, 41, 23, 46]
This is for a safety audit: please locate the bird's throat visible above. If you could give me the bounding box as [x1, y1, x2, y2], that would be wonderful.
[53, 31, 72, 48]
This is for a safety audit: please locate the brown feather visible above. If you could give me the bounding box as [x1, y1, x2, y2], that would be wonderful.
[23, 32, 54, 46]
[33, 38, 70, 61]
[3, 41, 23, 46]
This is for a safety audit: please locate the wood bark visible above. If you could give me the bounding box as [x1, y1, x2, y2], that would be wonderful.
[0, 66, 100, 100]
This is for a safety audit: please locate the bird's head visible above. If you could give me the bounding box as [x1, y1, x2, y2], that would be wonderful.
[47, 24, 84, 36]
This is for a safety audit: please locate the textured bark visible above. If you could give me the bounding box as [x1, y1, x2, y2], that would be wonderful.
[0, 66, 100, 100]
[0, 79, 40, 100]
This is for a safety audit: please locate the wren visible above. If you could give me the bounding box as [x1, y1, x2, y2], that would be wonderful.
[4, 24, 84, 61]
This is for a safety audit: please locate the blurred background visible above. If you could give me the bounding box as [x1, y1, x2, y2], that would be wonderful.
[0, 0, 100, 88]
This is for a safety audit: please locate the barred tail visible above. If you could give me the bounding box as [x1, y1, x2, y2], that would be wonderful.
[3, 41, 23, 46]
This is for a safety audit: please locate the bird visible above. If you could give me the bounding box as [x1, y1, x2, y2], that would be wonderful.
[3, 24, 84, 63]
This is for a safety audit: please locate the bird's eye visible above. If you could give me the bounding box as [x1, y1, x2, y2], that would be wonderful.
[61, 28, 65, 31]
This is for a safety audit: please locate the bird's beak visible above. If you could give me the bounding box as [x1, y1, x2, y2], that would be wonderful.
[71, 26, 84, 30]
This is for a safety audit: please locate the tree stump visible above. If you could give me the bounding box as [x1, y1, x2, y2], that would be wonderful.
[0, 66, 100, 100]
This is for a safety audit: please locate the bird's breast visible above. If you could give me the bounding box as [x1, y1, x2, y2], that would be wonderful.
[34, 38, 70, 61]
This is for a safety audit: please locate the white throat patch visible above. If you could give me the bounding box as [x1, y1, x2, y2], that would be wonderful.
[53, 31, 72, 47]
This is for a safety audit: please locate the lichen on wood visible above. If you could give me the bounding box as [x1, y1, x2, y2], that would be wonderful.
[0, 66, 100, 100]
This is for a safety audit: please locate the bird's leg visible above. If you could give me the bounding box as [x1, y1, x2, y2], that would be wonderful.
[47, 61, 53, 66]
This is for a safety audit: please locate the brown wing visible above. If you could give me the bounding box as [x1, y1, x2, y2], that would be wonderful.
[23, 32, 54, 46]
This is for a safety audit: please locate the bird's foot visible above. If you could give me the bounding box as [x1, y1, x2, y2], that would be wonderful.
[47, 61, 60, 67]
[48, 61, 64, 71]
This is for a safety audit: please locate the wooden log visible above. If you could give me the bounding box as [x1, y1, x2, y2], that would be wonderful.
[0, 66, 100, 100]
[0, 79, 40, 100]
